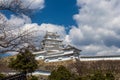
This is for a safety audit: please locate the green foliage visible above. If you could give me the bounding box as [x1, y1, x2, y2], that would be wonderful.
[0, 73, 5, 79]
[79, 76, 91, 80]
[49, 67, 115, 80]
[49, 65, 72, 80]
[28, 76, 38, 80]
[91, 71, 105, 80]
[90, 71, 115, 80]
[9, 49, 38, 73]
[105, 72, 115, 80]
[78, 72, 115, 80]
[49, 66, 116, 80]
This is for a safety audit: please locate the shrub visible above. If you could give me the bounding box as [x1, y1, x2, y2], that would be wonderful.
[0, 73, 5, 79]
[49, 65, 72, 80]
[28, 76, 38, 80]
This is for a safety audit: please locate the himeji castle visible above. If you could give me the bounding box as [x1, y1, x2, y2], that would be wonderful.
[33, 32, 81, 62]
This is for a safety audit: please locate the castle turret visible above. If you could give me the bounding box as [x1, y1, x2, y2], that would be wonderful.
[41, 32, 63, 51]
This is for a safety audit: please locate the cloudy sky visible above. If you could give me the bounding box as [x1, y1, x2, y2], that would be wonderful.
[0, 0, 120, 56]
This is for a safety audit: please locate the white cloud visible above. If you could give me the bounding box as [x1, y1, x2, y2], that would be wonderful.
[39, 23, 66, 35]
[0, 0, 45, 12]
[3, 12, 66, 38]
[21, 0, 45, 9]
[2, 0, 120, 56]
[69, 0, 120, 56]
[7, 14, 31, 28]
[21, 23, 66, 38]
[0, 13, 66, 52]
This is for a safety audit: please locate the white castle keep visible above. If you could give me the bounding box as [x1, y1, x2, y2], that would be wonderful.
[33, 32, 81, 62]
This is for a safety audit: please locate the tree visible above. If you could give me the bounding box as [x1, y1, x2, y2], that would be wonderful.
[8, 49, 38, 74]
[91, 71, 105, 80]
[0, 13, 38, 53]
[0, 73, 5, 79]
[90, 71, 115, 80]
[28, 76, 38, 80]
[105, 72, 115, 80]
[0, 0, 43, 14]
[49, 66, 72, 80]
[0, 0, 44, 54]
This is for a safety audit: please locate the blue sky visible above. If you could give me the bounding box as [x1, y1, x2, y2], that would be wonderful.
[1, 0, 120, 56]
[0, 0, 78, 32]
[31, 0, 78, 27]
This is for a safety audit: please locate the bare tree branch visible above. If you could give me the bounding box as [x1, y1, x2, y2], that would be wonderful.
[0, 15, 39, 53]
[0, 0, 43, 53]
[0, 0, 36, 14]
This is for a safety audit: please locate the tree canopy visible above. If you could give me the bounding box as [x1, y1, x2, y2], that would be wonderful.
[49, 65, 74, 80]
[9, 49, 38, 73]
[90, 71, 115, 80]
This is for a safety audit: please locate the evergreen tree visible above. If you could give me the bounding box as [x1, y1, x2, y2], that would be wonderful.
[105, 72, 115, 80]
[0, 73, 5, 79]
[49, 66, 72, 80]
[91, 71, 105, 80]
[90, 71, 115, 80]
[9, 49, 38, 74]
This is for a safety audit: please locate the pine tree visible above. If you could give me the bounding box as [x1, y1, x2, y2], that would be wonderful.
[9, 49, 38, 74]
[49, 66, 72, 80]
